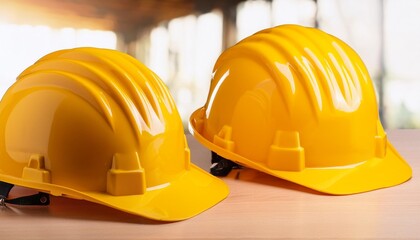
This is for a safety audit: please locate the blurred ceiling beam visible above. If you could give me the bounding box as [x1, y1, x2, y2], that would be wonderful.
[0, 0, 245, 35]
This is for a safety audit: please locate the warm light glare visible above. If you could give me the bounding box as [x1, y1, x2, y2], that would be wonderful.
[150, 26, 170, 82]
[272, 0, 316, 26]
[147, 10, 223, 123]
[0, 24, 117, 96]
[236, 0, 272, 42]
[384, 0, 420, 128]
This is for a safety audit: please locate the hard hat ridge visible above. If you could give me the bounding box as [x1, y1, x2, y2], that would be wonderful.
[18, 48, 174, 136]
[0, 47, 229, 221]
[190, 24, 412, 195]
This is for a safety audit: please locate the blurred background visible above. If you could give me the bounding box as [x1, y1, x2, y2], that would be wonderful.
[0, 0, 419, 129]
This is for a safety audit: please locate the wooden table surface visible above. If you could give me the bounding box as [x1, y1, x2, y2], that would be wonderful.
[1, 130, 419, 239]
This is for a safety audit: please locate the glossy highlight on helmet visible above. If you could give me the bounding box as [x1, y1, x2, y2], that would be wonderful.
[190, 24, 412, 195]
[0, 47, 228, 221]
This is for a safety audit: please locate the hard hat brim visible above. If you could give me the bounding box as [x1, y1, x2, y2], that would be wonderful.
[0, 164, 229, 221]
[189, 109, 412, 195]
[84, 164, 229, 221]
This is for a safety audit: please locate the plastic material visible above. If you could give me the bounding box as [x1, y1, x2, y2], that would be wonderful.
[189, 24, 412, 195]
[0, 47, 228, 221]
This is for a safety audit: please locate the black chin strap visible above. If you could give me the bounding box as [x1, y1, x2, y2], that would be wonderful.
[0, 181, 50, 206]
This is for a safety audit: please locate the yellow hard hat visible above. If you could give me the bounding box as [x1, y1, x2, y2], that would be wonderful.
[0, 47, 228, 221]
[189, 25, 412, 195]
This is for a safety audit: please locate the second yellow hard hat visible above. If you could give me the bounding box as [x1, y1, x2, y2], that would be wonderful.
[189, 24, 412, 195]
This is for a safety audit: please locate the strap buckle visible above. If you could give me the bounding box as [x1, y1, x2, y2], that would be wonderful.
[0, 195, 5, 207]
[0, 181, 50, 206]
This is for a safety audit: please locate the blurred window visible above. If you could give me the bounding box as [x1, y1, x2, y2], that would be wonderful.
[384, 0, 420, 128]
[236, 0, 272, 41]
[142, 10, 223, 122]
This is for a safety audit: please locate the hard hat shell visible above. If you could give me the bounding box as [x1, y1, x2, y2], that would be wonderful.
[0, 47, 228, 221]
[189, 25, 412, 195]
